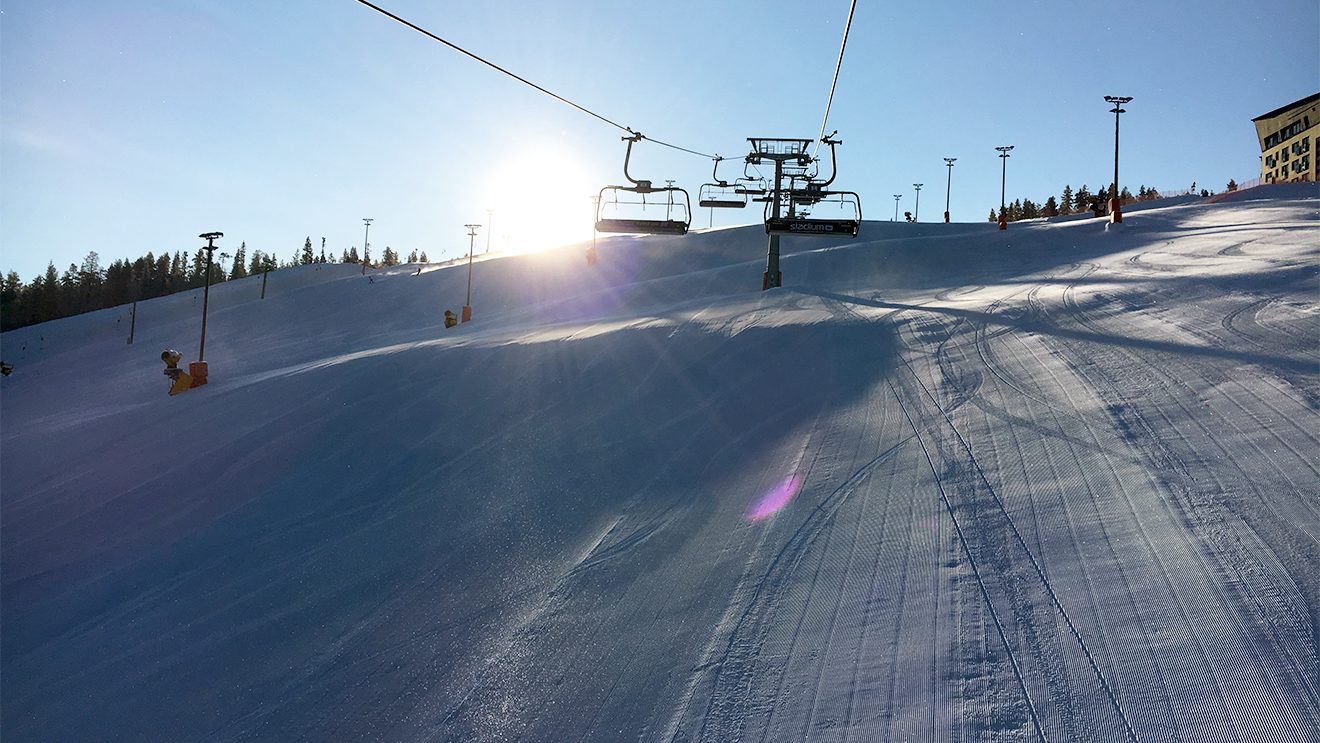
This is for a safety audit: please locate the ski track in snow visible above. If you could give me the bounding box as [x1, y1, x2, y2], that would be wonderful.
[3, 188, 1319, 742]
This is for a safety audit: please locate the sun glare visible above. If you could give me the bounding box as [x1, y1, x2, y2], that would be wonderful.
[482, 145, 597, 256]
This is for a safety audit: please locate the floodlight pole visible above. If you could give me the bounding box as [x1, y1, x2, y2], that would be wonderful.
[1105, 96, 1132, 224]
[197, 231, 222, 362]
[913, 184, 923, 222]
[893, 194, 902, 222]
[462, 223, 480, 322]
[943, 158, 957, 223]
[485, 209, 494, 253]
[362, 218, 373, 274]
[996, 146, 1014, 230]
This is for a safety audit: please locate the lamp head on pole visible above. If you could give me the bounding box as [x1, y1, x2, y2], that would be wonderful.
[995, 146, 1014, 159]
[944, 158, 957, 167]
[1104, 95, 1132, 114]
[198, 232, 223, 252]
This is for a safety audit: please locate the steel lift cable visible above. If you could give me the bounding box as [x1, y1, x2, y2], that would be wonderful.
[812, 0, 858, 160]
[355, 0, 718, 160]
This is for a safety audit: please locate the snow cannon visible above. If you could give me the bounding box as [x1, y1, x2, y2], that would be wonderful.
[161, 350, 192, 396]
[161, 349, 207, 395]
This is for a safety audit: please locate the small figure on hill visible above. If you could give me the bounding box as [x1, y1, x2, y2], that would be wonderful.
[586, 245, 598, 266]
[444, 309, 458, 329]
[904, 211, 913, 223]
[1, 361, 13, 377]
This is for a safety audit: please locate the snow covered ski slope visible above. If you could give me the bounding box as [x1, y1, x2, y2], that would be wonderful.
[3, 186, 1318, 741]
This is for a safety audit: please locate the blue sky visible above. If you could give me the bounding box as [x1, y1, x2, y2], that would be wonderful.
[2, 0, 1316, 281]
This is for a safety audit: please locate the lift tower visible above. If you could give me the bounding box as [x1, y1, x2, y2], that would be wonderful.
[747, 138, 813, 290]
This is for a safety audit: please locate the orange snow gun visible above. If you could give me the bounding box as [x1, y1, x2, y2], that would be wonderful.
[162, 350, 192, 396]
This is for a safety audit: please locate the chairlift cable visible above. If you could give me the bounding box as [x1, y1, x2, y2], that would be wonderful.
[355, 0, 717, 159]
[812, 0, 858, 160]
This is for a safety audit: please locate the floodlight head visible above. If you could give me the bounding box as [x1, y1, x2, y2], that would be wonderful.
[945, 158, 957, 166]
[464, 223, 481, 233]
[914, 183, 923, 189]
[199, 231, 223, 240]
[363, 218, 373, 225]
[996, 146, 1014, 157]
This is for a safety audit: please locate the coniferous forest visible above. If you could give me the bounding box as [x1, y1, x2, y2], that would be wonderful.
[1, 239, 417, 332]
[987, 180, 1230, 224]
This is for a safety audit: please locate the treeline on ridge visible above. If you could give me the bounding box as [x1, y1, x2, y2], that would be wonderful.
[2, 238, 429, 332]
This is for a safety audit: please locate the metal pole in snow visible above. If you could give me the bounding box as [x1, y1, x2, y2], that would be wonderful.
[462, 223, 480, 322]
[1105, 96, 1131, 223]
[361, 218, 372, 274]
[197, 232, 222, 362]
[943, 158, 956, 223]
[913, 183, 923, 222]
[996, 146, 1014, 230]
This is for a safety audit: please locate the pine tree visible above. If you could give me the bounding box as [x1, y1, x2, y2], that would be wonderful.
[1060, 185, 1073, 215]
[988, 209, 997, 222]
[419, 251, 429, 263]
[301, 237, 314, 265]
[1074, 185, 1091, 213]
[362, 245, 372, 268]
[231, 242, 248, 279]
[40, 262, 60, 322]
[1043, 196, 1059, 217]
[347, 247, 360, 264]
[407, 249, 418, 263]
[382, 246, 399, 267]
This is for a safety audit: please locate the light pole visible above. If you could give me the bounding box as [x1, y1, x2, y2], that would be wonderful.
[485, 209, 494, 253]
[196, 232, 222, 386]
[361, 218, 373, 274]
[995, 146, 1014, 230]
[943, 158, 957, 223]
[893, 194, 902, 222]
[1104, 96, 1132, 224]
[913, 183, 923, 222]
[462, 223, 480, 322]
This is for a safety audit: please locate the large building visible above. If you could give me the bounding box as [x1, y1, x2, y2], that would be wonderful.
[1254, 92, 1318, 183]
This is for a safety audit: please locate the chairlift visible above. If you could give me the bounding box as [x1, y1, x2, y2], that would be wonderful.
[595, 132, 691, 235]
[697, 157, 748, 209]
[764, 191, 861, 236]
[732, 158, 768, 196]
[761, 134, 862, 237]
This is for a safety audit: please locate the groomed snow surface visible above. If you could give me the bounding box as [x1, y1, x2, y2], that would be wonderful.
[3, 185, 1318, 742]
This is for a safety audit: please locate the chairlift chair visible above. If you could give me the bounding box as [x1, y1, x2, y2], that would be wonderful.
[697, 157, 748, 209]
[764, 190, 861, 237]
[595, 133, 691, 235]
[759, 133, 862, 237]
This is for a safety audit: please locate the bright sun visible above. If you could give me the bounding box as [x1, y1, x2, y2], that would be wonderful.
[482, 145, 597, 256]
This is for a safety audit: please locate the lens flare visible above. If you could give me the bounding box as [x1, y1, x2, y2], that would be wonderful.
[745, 474, 804, 522]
